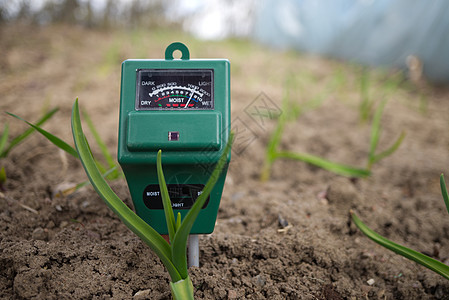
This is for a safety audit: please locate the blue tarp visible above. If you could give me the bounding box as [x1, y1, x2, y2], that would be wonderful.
[253, 0, 449, 83]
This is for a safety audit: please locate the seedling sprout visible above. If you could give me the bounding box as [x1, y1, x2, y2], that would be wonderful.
[72, 99, 233, 299]
[7, 103, 123, 195]
[261, 71, 405, 181]
[366, 99, 406, 170]
[359, 67, 373, 122]
[261, 79, 370, 181]
[0, 108, 58, 188]
[351, 174, 449, 280]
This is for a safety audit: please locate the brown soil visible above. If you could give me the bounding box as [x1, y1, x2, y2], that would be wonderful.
[1, 25, 449, 299]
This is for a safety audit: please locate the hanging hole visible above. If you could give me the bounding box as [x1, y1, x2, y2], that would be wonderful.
[172, 50, 182, 59]
[165, 42, 190, 60]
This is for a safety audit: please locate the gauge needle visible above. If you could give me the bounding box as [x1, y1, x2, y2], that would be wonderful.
[184, 90, 194, 108]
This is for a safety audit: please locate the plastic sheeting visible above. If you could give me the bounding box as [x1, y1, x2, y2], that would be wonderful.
[253, 0, 449, 83]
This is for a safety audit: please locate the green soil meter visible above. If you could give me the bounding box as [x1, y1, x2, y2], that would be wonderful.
[118, 42, 230, 235]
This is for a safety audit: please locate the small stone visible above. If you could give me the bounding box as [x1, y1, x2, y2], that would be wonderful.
[253, 274, 266, 287]
[367, 278, 375, 286]
[32, 227, 47, 240]
[278, 214, 289, 228]
[46, 221, 55, 229]
[133, 289, 151, 299]
[227, 290, 238, 299]
[55, 205, 63, 212]
[52, 182, 77, 197]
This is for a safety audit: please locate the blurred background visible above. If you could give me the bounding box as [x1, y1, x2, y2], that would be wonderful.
[2, 3, 449, 299]
[1, 0, 448, 83]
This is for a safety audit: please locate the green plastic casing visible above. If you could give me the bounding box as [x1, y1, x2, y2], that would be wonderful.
[118, 43, 230, 234]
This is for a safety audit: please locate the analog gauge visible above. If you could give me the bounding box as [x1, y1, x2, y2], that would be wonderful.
[136, 69, 213, 110]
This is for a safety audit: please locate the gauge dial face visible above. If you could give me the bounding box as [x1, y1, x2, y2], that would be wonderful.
[136, 69, 214, 110]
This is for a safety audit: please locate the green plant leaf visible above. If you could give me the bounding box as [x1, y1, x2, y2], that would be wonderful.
[368, 99, 387, 164]
[157, 149, 177, 244]
[371, 131, 406, 166]
[276, 151, 370, 178]
[0, 124, 9, 155]
[440, 174, 449, 215]
[351, 211, 449, 280]
[82, 110, 119, 178]
[260, 75, 331, 181]
[260, 116, 285, 181]
[1, 108, 58, 157]
[71, 99, 182, 282]
[367, 99, 405, 170]
[79, 132, 111, 176]
[8, 112, 79, 158]
[176, 212, 181, 231]
[359, 67, 372, 122]
[0, 166, 6, 185]
[171, 132, 234, 279]
[170, 276, 194, 300]
[260, 88, 288, 181]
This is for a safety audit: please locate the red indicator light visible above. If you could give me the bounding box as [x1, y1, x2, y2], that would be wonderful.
[166, 104, 171, 107]
[168, 131, 179, 141]
[173, 104, 179, 107]
[180, 104, 186, 107]
[188, 104, 194, 107]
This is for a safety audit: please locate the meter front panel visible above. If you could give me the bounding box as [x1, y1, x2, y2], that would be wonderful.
[136, 69, 214, 110]
[118, 53, 230, 234]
